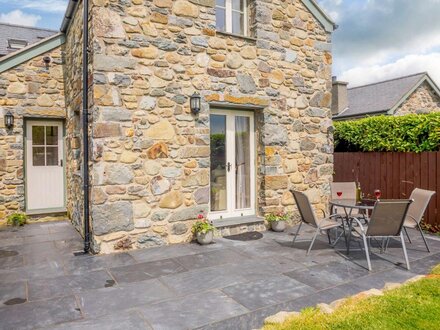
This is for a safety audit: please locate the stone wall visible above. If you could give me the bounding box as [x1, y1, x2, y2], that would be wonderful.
[394, 81, 440, 116]
[0, 47, 65, 224]
[63, 0, 95, 237]
[88, 0, 333, 253]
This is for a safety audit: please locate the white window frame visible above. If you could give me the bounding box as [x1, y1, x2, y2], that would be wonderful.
[216, 0, 248, 36]
[209, 109, 256, 220]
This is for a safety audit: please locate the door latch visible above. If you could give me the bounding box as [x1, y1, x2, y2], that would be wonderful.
[227, 162, 231, 172]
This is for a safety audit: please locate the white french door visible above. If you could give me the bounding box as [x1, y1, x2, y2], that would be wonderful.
[209, 110, 255, 220]
[25, 120, 65, 212]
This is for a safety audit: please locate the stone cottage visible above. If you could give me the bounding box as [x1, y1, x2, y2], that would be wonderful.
[332, 72, 440, 120]
[0, 0, 336, 253]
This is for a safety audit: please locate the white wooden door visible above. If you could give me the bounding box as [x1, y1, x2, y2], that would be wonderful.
[209, 110, 255, 220]
[26, 120, 65, 212]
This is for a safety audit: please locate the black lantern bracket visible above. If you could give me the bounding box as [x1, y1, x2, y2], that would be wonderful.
[190, 92, 201, 115]
[4, 111, 14, 129]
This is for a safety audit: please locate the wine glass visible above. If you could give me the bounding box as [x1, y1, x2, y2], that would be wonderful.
[374, 189, 381, 200]
[336, 191, 343, 198]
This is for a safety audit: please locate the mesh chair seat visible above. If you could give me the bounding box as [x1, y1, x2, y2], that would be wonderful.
[291, 190, 346, 255]
[402, 188, 436, 252]
[403, 217, 418, 228]
[349, 200, 412, 271]
[318, 218, 343, 230]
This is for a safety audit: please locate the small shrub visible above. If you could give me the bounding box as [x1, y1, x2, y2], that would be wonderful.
[192, 214, 215, 234]
[265, 211, 290, 222]
[420, 221, 440, 235]
[334, 113, 440, 152]
[7, 213, 27, 226]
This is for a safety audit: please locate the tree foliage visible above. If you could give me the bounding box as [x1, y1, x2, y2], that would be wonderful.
[334, 113, 440, 152]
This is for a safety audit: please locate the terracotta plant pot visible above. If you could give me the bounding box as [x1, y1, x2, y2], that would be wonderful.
[271, 220, 286, 232]
[196, 230, 214, 245]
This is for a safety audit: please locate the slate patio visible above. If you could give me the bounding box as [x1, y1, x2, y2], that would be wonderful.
[1, 220, 440, 330]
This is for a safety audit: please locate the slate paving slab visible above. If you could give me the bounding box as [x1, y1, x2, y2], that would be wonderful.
[138, 290, 249, 330]
[222, 275, 316, 310]
[0, 221, 438, 330]
[174, 248, 248, 270]
[0, 281, 27, 306]
[63, 252, 137, 275]
[77, 279, 175, 318]
[109, 258, 187, 284]
[47, 310, 152, 330]
[0, 295, 81, 330]
[0, 254, 24, 269]
[284, 259, 370, 290]
[28, 270, 114, 301]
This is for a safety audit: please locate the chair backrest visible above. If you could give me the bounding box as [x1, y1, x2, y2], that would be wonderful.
[407, 188, 436, 224]
[331, 182, 356, 200]
[366, 200, 412, 237]
[291, 190, 318, 228]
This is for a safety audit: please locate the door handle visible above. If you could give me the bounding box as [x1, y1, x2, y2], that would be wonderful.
[60, 159, 63, 167]
[227, 162, 231, 172]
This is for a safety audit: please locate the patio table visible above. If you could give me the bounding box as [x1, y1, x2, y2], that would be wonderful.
[329, 199, 376, 253]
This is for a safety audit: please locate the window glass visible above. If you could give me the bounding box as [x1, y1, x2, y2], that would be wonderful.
[232, 11, 244, 35]
[46, 147, 59, 166]
[216, 7, 226, 32]
[232, 0, 244, 11]
[33, 147, 45, 166]
[32, 126, 45, 145]
[216, 0, 247, 36]
[46, 126, 58, 145]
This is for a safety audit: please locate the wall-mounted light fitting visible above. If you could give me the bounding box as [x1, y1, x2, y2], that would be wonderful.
[4, 111, 14, 129]
[190, 92, 201, 115]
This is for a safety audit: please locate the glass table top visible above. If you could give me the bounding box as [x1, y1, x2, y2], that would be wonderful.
[329, 198, 376, 210]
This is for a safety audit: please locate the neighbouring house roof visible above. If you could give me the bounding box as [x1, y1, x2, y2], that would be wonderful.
[0, 33, 65, 74]
[335, 72, 440, 119]
[0, 23, 57, 57]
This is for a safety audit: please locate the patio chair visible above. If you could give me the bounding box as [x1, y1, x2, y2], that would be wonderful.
[291, 190, 343, 255]
[403, 188, 436, 252]
[331, 182, 365, 220]
[351, 199, 412, 271]
[331, 182, 356, 200]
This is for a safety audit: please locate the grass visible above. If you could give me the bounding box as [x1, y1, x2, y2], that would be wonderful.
[264, 265, 440, 330]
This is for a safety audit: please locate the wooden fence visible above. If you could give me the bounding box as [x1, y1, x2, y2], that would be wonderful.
[334, 152, 439, 226]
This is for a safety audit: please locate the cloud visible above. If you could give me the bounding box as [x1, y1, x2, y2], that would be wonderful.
[317, 0, 440, 74]
[0, 10, 41, 27]
[339, 52, 440, 87]
[0, 0, 68, 13]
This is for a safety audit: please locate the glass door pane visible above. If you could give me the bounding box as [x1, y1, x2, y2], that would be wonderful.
[235, 116, 250, 209]
[210, 115, 227, 212]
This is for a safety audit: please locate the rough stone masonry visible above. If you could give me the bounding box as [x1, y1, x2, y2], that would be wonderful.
[69, 0, 334, 253]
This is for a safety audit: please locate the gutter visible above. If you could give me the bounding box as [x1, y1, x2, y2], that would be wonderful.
[82, 0, 91, 253]
[60, 0, 79, 33]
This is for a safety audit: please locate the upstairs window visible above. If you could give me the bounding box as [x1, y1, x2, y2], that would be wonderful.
[216, 0, 248, 36]
[8, 39, 28, 50]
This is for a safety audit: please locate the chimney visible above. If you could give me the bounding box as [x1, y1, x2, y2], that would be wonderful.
[331, 76, 349, 116]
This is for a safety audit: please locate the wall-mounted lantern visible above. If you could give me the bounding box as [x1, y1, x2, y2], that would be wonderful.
[4, 111, 14, 129]
[190, 92, 201, 115]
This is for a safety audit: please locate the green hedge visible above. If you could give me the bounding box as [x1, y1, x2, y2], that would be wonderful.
[334, 113, 440, 152]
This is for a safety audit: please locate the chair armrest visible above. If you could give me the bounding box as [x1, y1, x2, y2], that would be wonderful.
[352, 217, 366, 234]
[406, 214, 418, 223]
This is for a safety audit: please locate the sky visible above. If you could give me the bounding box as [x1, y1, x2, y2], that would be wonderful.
[317, 0, 440, 87]
[0, 0, 439, 88]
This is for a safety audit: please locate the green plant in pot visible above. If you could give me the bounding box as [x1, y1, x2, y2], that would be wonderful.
[7, 213, 28, 227]
[265, 211, 290, 232]
[192, 214, 215, 245]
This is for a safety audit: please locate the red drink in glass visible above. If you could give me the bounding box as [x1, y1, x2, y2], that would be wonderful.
[374, 189, 381, 200]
